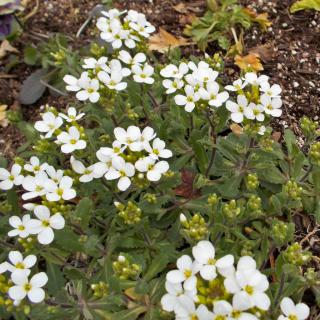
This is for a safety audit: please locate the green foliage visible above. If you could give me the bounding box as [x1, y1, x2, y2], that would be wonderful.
[290, 0, 320, 12]
[184, 0, 267, 51]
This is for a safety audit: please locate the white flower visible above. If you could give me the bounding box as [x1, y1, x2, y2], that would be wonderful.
[244, 72, 269, 86]
[260, 82, 282, 98]
[175, 85, 200, 112]
[161, 281, 196, 314]
[192, 241, 234, 280]
[76, 75, 100, 103]
[189, 61, 218, 85]
[246, 103, 265, 122]
[135, 157, 169, 181]
[24, 156, 48, 174]
[26, 205, 65, 244]
[70, 156, 105, 182]
[175, 295, 212, 320]
[163, 78, 184, 94]
[212, 297, 259, 320]
[45, 176, 76, 202]
[118, 50, 146, 68]
[166, 255, 200, 291]
[8, 214, 31, 238]
[34, 111, 63, 138]
[259, 95, 282, 117]
[114, 126, 142, 151]
[56, 126, 87, 154]
[278, 297, 310, 320]
[59, 107, 85, 123]
[144, 138, 172, 160]
[8, 272, 48, 303]
[199, 82, 229, 107]
[0, 164, 23, 190]
[45, 166, 64, 184]
[132, 64, 154, 84]
[226, 95, 250, 123]
[129, 13, 155, 38]
[0, 251, 36, 278]
[104, 157, 135, 191]
[82, 57, 110, 74]
[101, 8, 122, 20]
[109, 59, 131, 77]
[224, 256, 270, 311]
[225, 79, 248, 91]
[98, 70, 127, 91]
[258, 125, 266, 135]
[22, 172, 49, 200]
[64, 72, 100, 103]
[160, 63, 189, 79]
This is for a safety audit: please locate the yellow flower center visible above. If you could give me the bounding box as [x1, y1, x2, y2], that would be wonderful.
[57, 188, 64, 196]
[288, 315, 297, 320]
[35, 185, 43, 192]
[119, 170, 126, 177]
[187, 96, 194, 102]
[239, 106, 244, 112]
[216, 316, 226, 320]
[244, 285, 254, 295]
[253, 109, 260, 116]
[70, 139, 77, 145]
[184, 269, 192, 278]
[24, 283, 32, 292]
[33, 165, 40, 172]
[140, 74, 146, 78]
[208, 258, 216, 265]
[153, 149, 159, 155]
[84, 169, 92, 174]
[231, 311, 241, 318]
[9, 175, 14, 181]
[267, 104, 273, 110]
[42, 220, 50, 227]
[18, 225, 25, 231]
[210, 94, 217, 100]
[15, 262, 25, 269]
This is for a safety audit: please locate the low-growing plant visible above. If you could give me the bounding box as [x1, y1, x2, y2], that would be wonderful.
[184, 0, 271, 51]
[0, 7, 319, 320]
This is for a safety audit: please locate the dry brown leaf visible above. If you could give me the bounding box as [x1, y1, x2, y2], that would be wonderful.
[0, 105, 8, 128]
[243, 8, 272, 31]
[148, 27, 189, 53]
[0, 40, 19, 59]
[235, 53, 263, 72]
[272, 131, 281, 142]
[173, 3, 188, 13]
[230, 123, 243, 136]
[179, 13, 197, 25]
[249, 42, 275, 63]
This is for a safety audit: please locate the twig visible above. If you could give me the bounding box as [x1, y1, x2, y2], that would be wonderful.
[299, 165, 313, 183]
[40, 80, 68, 96]
[22, 0, 40, 22]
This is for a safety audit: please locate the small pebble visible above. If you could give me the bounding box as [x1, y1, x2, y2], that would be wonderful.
[293, 82, 299, 88]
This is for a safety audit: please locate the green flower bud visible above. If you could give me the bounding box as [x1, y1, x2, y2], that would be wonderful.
[207, 193, 219, 206]
[245, 173, 259, 191]
[91, 281, 108, 298]
[144, 193, 157, 204]
[284, 242, 312, 266]
[112, 255, 141, 280]
[247, 195, 262, 216]
[116, 201, 142, 225]
[283, 180, 303, 201]
[271, 220, 294, 246]
[180, 213, 208, 241]
[309, 142, 320, 166]
[222, 200, 241, 219]
[300, 116, 319, 139]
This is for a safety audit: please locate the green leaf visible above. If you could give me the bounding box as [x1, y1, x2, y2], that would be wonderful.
[24, 46, 38, 65]
[110, 306, 147, 320]
[74, 197, 92, 229]
[290, 0, 320, 13]
[46, 263, 65, 296]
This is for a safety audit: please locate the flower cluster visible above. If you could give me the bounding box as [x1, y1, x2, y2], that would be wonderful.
[161, 240, 271, 319]
[93, 125, 172, 191]
[63, 9, 155, 103]
[96, 9, 155, 49]
[225, 72, 282, 124]
[34, 107, 86, 154]
[63, 51, 154, 103]
[161, 61, 229, 112]
[0, 251, 47, 305]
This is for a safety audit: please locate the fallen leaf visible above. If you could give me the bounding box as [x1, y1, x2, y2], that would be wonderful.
[179, 13, 197, 26]
[249, 42, 275, 63]
[173, 3, 188, 13]
[235, 53, 263, 72]
[230, 123, 243, 136]
[243, 8, 272, 31]
[0, 104, 8, 128]
[272, 131, 281, 142]
[0, 40, 19, 59]
[175, 169, 201, 199]
[148, 27, 189, 53]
